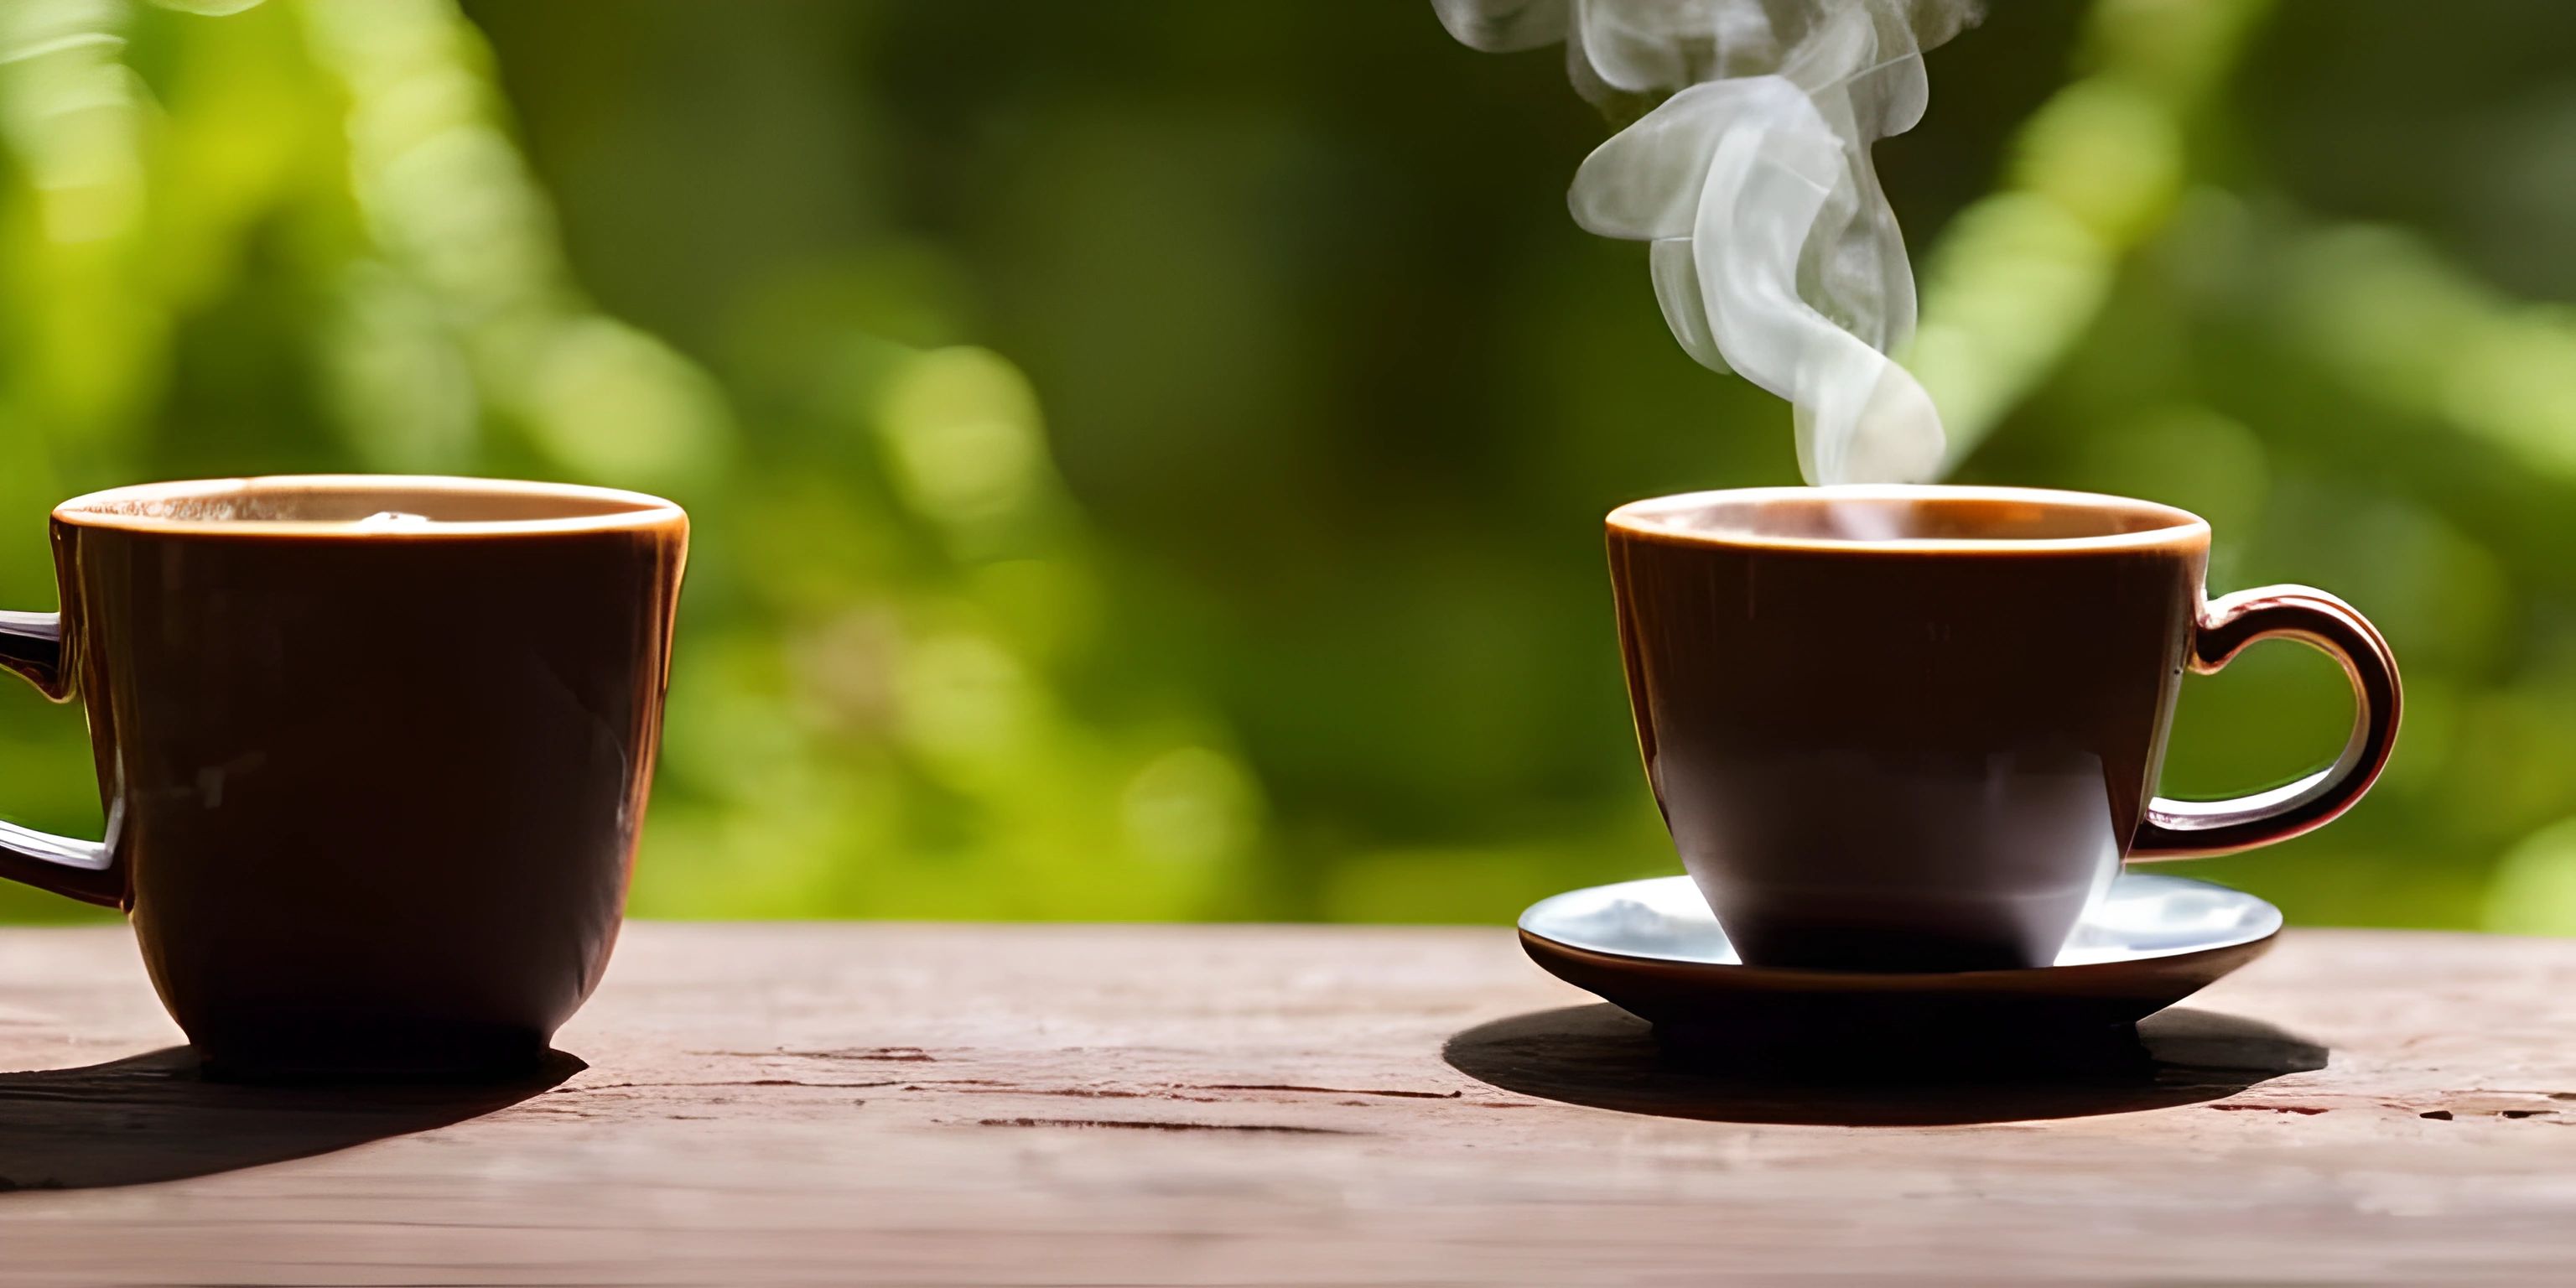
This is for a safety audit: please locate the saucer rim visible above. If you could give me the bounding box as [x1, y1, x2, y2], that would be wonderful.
[1519, 925, 2280, 994]
[1517, 872, 2283, 984]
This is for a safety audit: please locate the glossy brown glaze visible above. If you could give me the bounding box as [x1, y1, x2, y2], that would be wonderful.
[0, 476, 687, 1079]
[2131, 584, 2402, 856]
[1606, 486, 2397, 973]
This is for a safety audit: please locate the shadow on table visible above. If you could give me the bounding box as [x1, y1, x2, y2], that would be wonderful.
[0, 1046, 582, 1191]
[1443, 1005, 2325, 1127]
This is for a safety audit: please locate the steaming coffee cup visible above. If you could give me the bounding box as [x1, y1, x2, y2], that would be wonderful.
[1607, 485, 2398, 973]
[0, 476, 687, 1078]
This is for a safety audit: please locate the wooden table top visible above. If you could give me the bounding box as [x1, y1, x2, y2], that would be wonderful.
[0, 922, 2568, 1285]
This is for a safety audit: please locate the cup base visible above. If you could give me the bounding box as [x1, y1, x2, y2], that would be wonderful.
[1703, 881, 2097, 973]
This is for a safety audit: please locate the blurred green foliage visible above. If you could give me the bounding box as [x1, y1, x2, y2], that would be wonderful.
[0, 0, 2571, 932]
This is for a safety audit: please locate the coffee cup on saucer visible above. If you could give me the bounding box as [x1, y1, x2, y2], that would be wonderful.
[1602, 484, 2397, 974]
[1518, 483, 2396, 1039]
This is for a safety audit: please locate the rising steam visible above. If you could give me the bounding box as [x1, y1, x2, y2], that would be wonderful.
[1436, 0, 1980, 484]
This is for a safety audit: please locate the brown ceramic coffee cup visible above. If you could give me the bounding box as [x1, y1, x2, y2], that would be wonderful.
[0, 476, 687, 1078]
[1607, 485, 2398, 973]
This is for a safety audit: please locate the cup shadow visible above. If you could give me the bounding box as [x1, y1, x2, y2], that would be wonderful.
[1443, 1005, 2325, 1127]
[0, 1046, 583, 1191]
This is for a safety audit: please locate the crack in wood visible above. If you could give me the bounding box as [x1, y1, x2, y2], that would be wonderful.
[551, 1079, 902, 1093]
[2391, 1091, 2576, 1119]
[943, 1085, 1222, 1103]
[858, 1079, 1458, 1105]
[1189, 1083, 1464, 1100]
[2210, 1103, 2330, 1115]
[971, 1117, 1357, 1135]
[693, 1047, 939, 1062]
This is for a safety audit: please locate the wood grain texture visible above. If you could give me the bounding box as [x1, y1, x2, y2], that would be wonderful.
[0, 923, 2569, 1285]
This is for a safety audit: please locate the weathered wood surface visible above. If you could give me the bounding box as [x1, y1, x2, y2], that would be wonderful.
[0, 922, 2569, 1285]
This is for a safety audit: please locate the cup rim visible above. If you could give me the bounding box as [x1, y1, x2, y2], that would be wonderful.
[51, 475, 687, 538]
[1606, 484, 2211, 554]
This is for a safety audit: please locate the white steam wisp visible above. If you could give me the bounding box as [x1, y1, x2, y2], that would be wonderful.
[1436, 0, 1979, 484]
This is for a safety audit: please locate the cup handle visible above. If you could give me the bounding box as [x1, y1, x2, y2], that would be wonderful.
[0, 610, 119, 907]
[2129, 586, 2402, 860]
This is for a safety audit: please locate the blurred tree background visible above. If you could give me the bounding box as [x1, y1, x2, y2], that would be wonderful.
[0, 0, 2570, 932]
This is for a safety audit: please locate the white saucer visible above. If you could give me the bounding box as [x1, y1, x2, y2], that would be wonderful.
[1518, 872, 2281, 1039]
